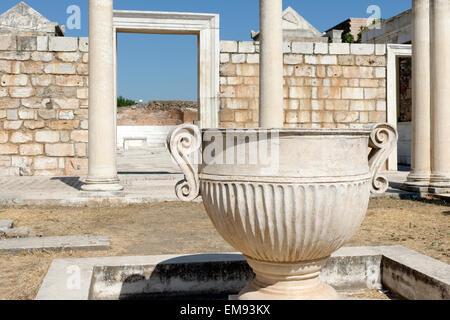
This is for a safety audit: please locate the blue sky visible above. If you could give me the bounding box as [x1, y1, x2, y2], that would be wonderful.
[1, 0, 411, 101]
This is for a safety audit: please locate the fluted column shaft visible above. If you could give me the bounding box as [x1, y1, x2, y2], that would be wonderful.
[82, 0, 123, 192]
[430, 0, 450, 188]
[407, 0, 431, 184]
[259, 0, 284, 128]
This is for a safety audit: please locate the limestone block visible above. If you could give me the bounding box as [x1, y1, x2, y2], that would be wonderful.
[6, 110, 18, 120]
[0, 155, 10, 166]
[312, 111, 333, 123]
[329, 43, 350, 55]
[292, 42, 313, 54]
[52, 98, 79, 110]
[334, 111, 359, 123]
[45, 143, 75, 157]
[31, 52, 53, 62]
[22, 97, 49, 109]
[0, 131, 8, 143]
[35, 87, 77, 99]
[0, 88, 7, 98]
[236, 85, 258, 98]
[3, 121, 22, 130]
[348, 79, 359, 87]
[299, 111, 311, 123]
[236, 64, 258, 77]
[220, 53, 229, 63]
[355, 56, 385, 67]
[317, 87, 341, 99]
[9, 87, 34, 98]
[375, 44, 386, 56]
[49, 37, 78, 52]
[1, 75, 28, 87]
[220, 86, 236, 98]
[55, 76, 83, 87]
[37, 36, 48, 51]
[220, 41, 238, 53]
[325, 99, 350, 111]
[289, 87, 312, 99]
[57, 52, 81, 63]
[65, 158, 88, 175]
[282, 42, 291, 53]
[351, 44, 375, 55]
[0, 99, 20, 109]
[246, 54, 259, 64]
[316, 65, 326, 77]
[77, 88, 88, 99]
[350, 100, 375, 111]
[311, 100, 324, 110]
[294, 65, 315, 77]
[36, 131, 59, 143]
[337, 55, 355, 66]
[305, 55, 335, 65]
[47, 120, 79, 130]
[374, 67, 386, 78]
[59, 110, 74, 120]
[359, 79, 379, 88]
[23, 120, 45, 130]
[368, 111, 386, 123]
[231, 54, 246, 64]
[75, 143, 87, 157]
[364, 88, 386, 100]
[220, 98, 249, 110]
[82, 53, 88, 63]
[77, 64, 88, 75]
[360, 112, 369, 123]
[284, 66, 294, 76]
[314, 43, 328, 54]
[34, 157, 58, 170]
[238, 42, 255, 53]
[31, 75, 53, 87]
[0, 143, 19, 155]
[219, 64, 236, 77]
[284, 54, 303, 65]
[285, 110, 298, 123]
[79, 37, 89, 52]
[0, 35, 17, 50]
[342, 66, 373, 79]
[341, 87, 364, 100]
[234, 110, 252, 122]
[20, 61, 44, 74]
[80, 120, 88, 130]
[0, 52, 30, 61]
[376, 100, 387, 111]
[44, 63, 76, 75]
[11, 156, 32, 170]
[0, 61, 12, 73]
[17, 36, 37, 51]
[18, 109, 36, 120]
[327, 65, 343, 78]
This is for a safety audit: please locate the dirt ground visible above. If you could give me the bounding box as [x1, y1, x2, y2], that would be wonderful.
[0, 197, 448, 300]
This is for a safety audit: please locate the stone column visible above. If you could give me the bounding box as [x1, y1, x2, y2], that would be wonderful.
[259, 0, 284, 128]
[429, 0, 450, 192]
[81, 0, 123, 193]
[406, 0, 431, 187]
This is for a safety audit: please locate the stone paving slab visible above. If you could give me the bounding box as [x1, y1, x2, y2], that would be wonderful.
[0, 220, 13, 231]
[0, 236, 110, 254]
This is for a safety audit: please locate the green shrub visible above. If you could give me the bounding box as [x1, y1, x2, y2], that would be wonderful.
[117, 96, 136, 108]
[343, 33, 355, 43]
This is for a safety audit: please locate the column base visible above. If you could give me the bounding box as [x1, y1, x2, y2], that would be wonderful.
[238, 257, 341, 300]
[81, 177, 124, 197]
[429, 174, 450, 194]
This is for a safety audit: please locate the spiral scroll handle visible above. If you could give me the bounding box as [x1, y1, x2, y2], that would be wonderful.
[167, 124, 202, 201]
[368, 123, 398, 194]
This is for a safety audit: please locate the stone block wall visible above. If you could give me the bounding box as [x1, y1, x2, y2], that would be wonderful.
[0, 34, 89, 176]
[219, 41, 387, 129]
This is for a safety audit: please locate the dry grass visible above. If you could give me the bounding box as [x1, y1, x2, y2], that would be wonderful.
[0, 197, 448, 300]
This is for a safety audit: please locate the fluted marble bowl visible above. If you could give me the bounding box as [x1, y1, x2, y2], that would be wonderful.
[168, 124, 397, 300]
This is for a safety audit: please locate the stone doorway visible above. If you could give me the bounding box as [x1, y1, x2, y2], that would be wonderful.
[112, 10, 219, 174]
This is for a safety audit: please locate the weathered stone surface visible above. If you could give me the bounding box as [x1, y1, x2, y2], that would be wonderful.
[34, 156, 57, 169]
[292, 42, 313, 54]
[221, 41, 238, 53]
[9, 87, 34, 98]
[58, 110, 74, 120]
[17, 36, 37, 51]
[0, 143, 19, 154]
[0, 236, 110, 253]
[0, 226, 40, 239]
[47, 120, 79, 130]
[0, 35, 17, 50]
[0, 220, 13, 232]
[35, 131, 59, 143]
[20, 143, 43, 156]
[44, 63, 76, 75]
[52, 98, 79, 110]
[45, 143, 74, 157]
[49, 37, 78, 52]
[79, 37, 89, 52]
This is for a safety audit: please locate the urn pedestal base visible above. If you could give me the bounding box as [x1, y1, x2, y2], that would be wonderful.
[238, 257, 340, 300]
